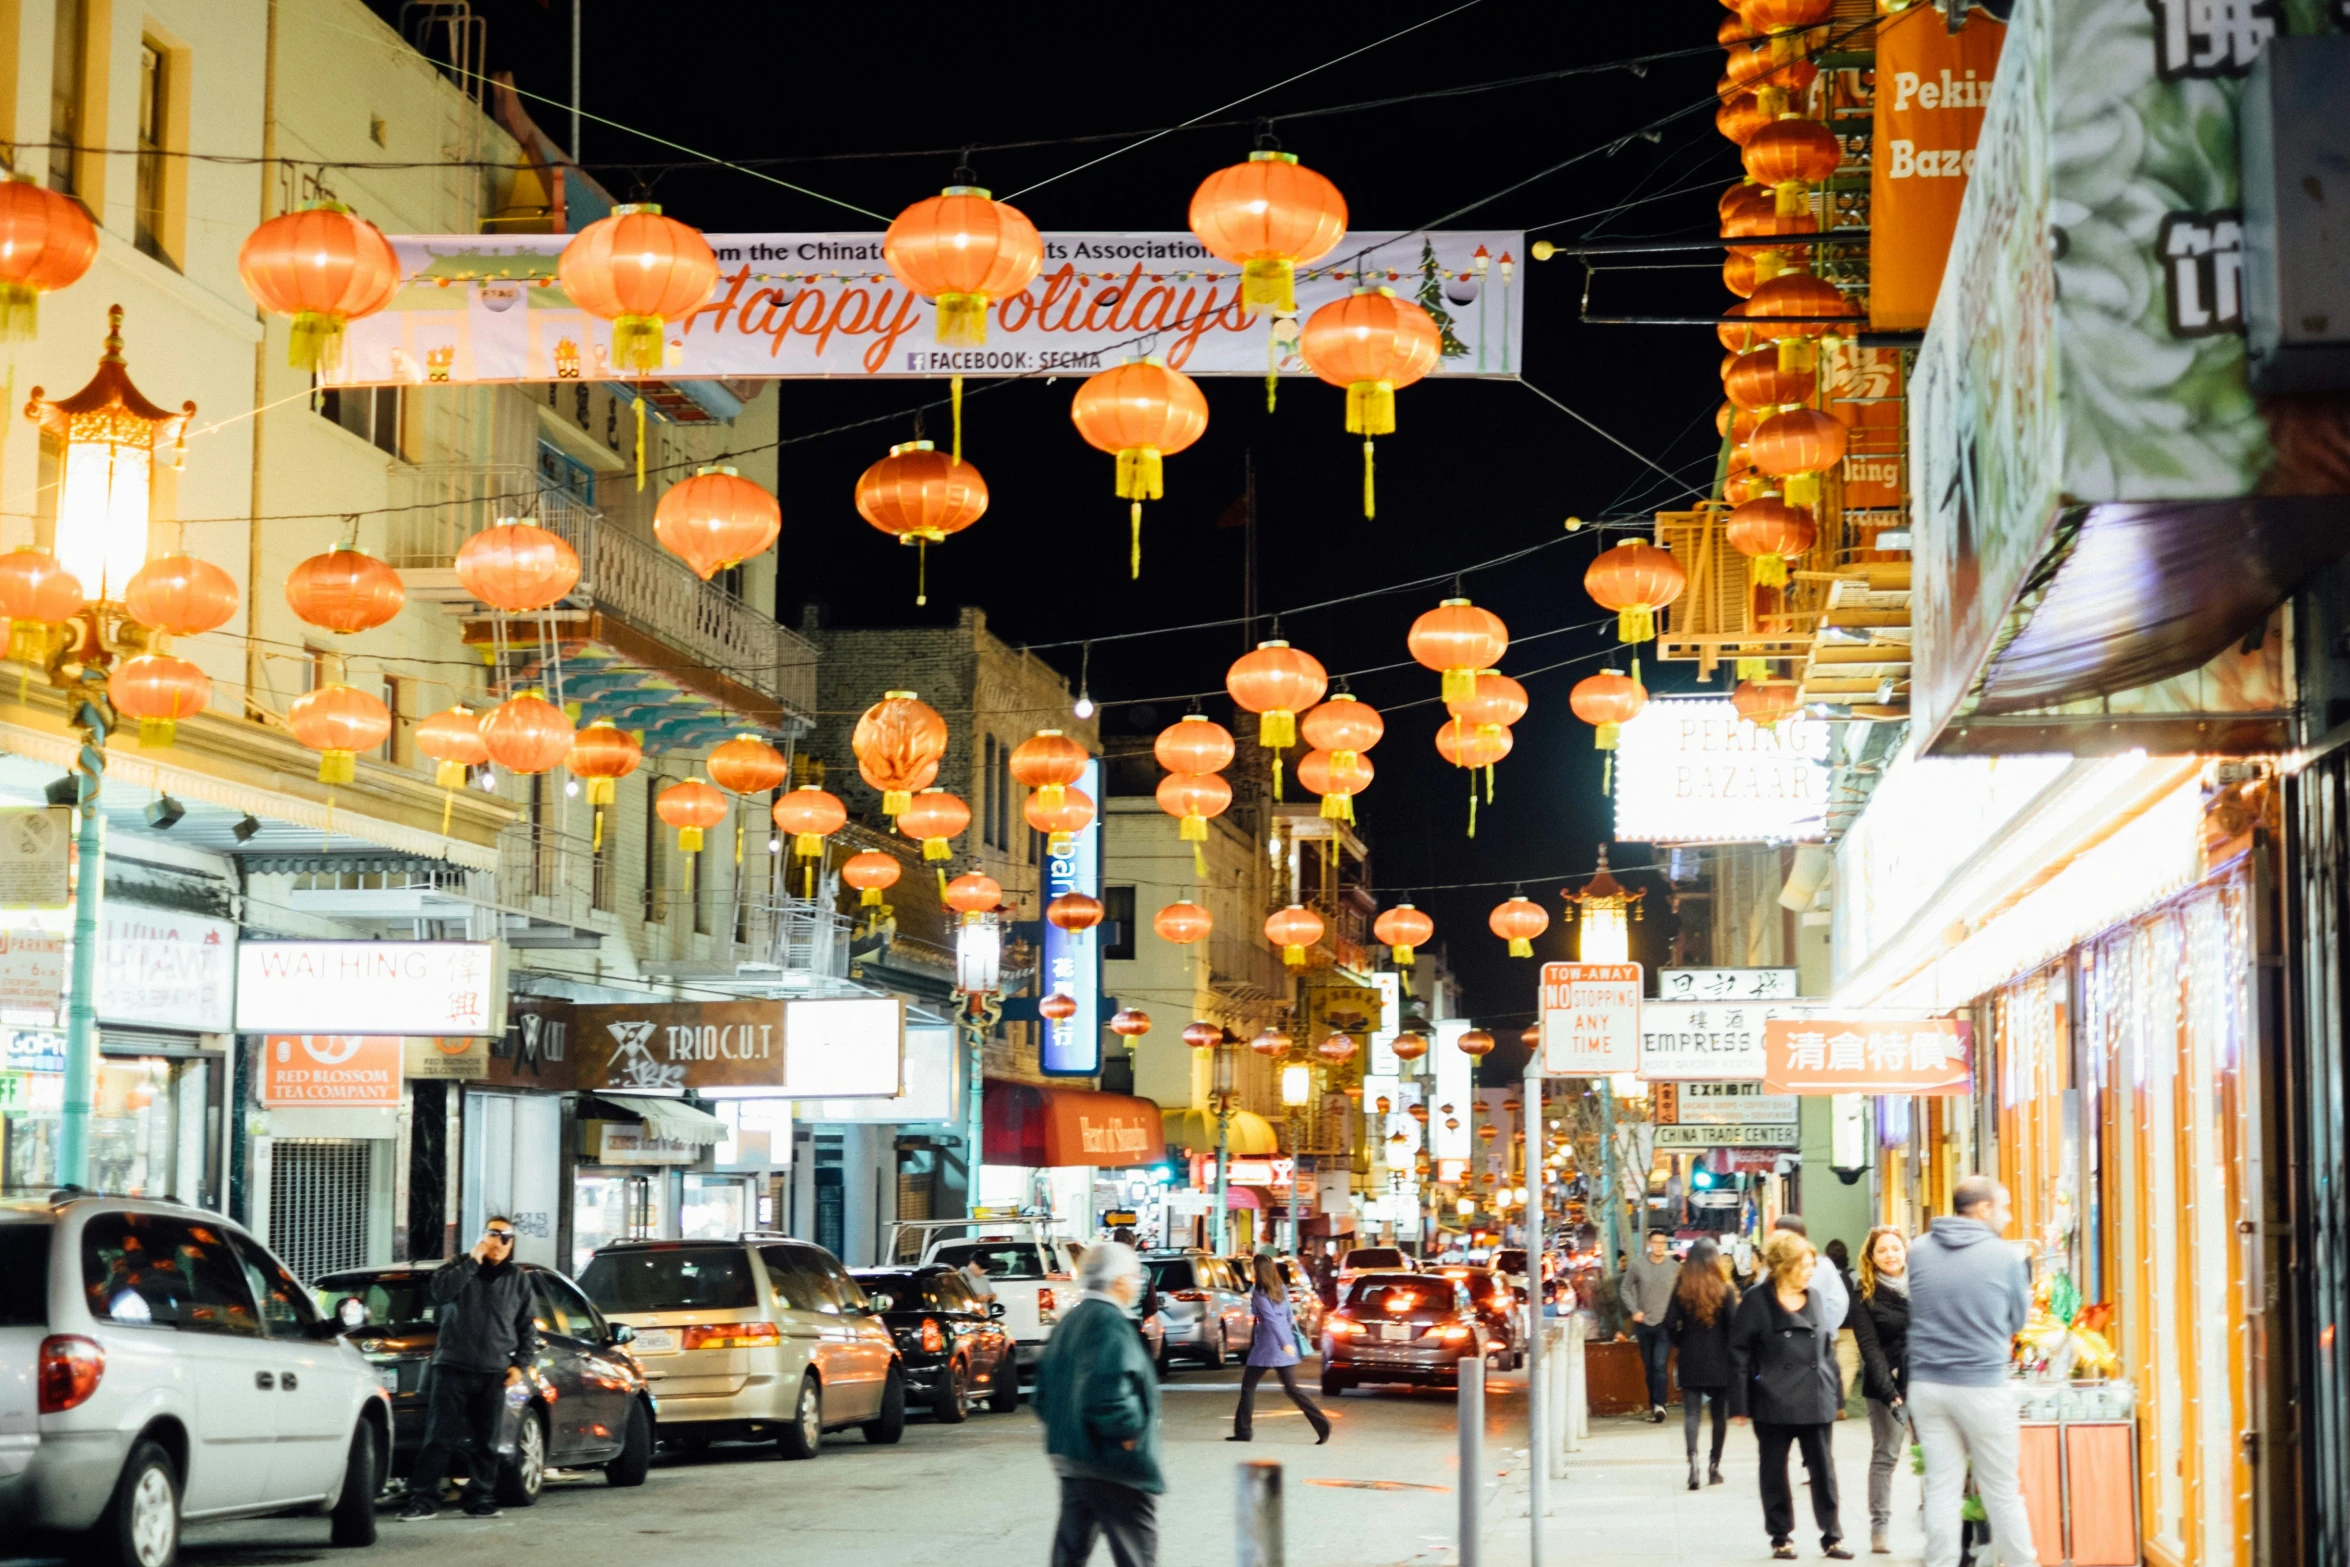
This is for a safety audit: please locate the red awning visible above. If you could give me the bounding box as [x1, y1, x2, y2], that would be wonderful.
[1225, 1186, 1265, 1211]
[983, 1082, 1163, 1168]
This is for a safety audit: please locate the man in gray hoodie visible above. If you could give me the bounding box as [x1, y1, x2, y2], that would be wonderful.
[1619, 1229, 1681, 1421]
[1907, 1177, 2034, 1567]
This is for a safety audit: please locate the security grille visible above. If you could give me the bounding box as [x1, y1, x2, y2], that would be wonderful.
[271, 1139, 373, 1283]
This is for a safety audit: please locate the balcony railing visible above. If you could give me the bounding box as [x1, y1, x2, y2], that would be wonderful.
[390, 465, 817, 720]
[1208, 932, 1289, 1002]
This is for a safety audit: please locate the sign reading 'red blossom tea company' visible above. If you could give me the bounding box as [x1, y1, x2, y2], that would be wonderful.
[1040, 759, 1103, 1078]
[235, 941, 504, 1037]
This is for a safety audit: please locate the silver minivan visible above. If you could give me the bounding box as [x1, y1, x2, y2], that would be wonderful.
[1142, 1251, 1254, 1368]
[1, 1195, 392, 1567]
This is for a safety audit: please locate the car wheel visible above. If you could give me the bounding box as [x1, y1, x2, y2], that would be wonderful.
[494, 1410, 545, 1507]
[987, 1355, 1022, 1413]
[777, 1375, 822, 1460]
[1204, 1327, 1227, 1370]
[82, 1438, 179, 1567]
[605, 1399, 653, 1487]
[863, 1367, 907, 1445]
[1320, 1370, 1350, 1398]
[329, 1422, 378, 1547]
[933, 1359, 970, 1423]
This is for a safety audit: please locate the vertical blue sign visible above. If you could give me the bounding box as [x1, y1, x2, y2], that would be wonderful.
[1039, 758, 1101, 1077]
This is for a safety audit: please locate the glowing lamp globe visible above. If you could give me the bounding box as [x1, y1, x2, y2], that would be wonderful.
[27, 307, 195, 605]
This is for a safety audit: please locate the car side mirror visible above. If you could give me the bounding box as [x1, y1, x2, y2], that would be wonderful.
[988, 1301, 1006, 1320]
[334, 1296, 369, 1332]
[607, 1322, 636, 1345]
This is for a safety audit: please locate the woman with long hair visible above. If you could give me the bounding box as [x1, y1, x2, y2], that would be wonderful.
[1848, 1226, 1914, 1554]
[1230, 1253, 1331, 1443]
[1729, 1231, 1852, 1560]
[1661, 1237, 1738, 1489]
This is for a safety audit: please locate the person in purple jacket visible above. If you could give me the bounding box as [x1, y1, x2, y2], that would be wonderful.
[1229, 1254, 1332, 1443]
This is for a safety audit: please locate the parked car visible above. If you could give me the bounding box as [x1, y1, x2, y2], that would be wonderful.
[1319, 1271, 1486, 1395]
[1489, 1248, 1530, 1298]
[848, 1265, 1019, 1421]
[1335, 1245, 1415, 1287]
[1142, 1250, 1253, 1368]
[312, 1262, 654, 1503]
[1434, 1265, 1523, 1369]
[1225, 1254, 1322, 1339]
[577, 1234, 902, 1459]
[891, 1219, 1081, 1380]
[0, 1195, 392, 1567]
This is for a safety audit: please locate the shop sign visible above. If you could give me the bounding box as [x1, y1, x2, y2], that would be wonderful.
[1307, 982, 1384, 1053]
[1611, 698, 1829, 845]
[1639, 1002, 1818, 1082]
[1657, 967, 1797, 1001]
[235, 941, 504, 1037]
[259, 1035, 403, 1107]
[1869, 6, 2006, 330]
[403, 1037, 489, 1080]
[794, 1021, 951, 1122]
[1673, 1081, 1801, 1126]
[1538, 962, 1642, 1076]
[0, 929, 65, 1014]
[1830, 350, 1907, 510]
[100, 909, 237, 1033]
[1656, 1123, 1801, 1150]
[569, 1000, 782, 1092]
[1217, 1158, 1294, 1188]
[0, 1069, 28, 1112]
[1760, 1017, 1973, 1096]
[1039, 759, 1103, 1077]
[483, 1004, 571, 1087]
[1430, 1022, 1474, 1159]
[331, 230, 1522, 386]
[582, 1120, 701, 1166]
[4, 1030, 66, 1073]
[0, 807, 70, 910]
[1366, 973, 1404, 1074]
[780, 996, 903, 1098]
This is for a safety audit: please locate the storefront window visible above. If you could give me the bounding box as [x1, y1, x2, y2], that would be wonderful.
[574, 1170, 660, 1273]
[2, 1054, 207, 1199]
[681, 1173, 751, 1241]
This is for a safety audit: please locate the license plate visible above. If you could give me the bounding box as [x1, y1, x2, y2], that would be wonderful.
[1379, 1324, 1410, 1342]
[632, 1329, 679, 1355]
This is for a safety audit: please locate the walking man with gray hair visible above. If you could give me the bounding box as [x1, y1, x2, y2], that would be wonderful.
[1908, 1177, 2035, 1567]
[1035, 1241, 1163, 1567]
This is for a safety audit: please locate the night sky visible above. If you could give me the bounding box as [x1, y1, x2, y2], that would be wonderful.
[394, 1, 1742, 1021]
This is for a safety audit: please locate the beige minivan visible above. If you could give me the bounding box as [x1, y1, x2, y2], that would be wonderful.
[578, 1234, 901, 1458]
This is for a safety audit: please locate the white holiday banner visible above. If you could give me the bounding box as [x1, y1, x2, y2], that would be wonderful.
[327, 230, 1525, 385]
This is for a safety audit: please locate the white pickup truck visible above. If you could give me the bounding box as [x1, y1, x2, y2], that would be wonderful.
[888, 1219, 1162, 1378]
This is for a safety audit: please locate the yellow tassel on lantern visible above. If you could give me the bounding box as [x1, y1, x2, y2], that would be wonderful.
[922, 836, 952, 862]
[1282, 943, 1306, 967]
[289, 311, 346, 374]
[591, 808, 605, 851]
[914, 535, 931, 608]
[634, 395, 647, 491]
[1508, 937, 1532, 958]
[1778, 336, 1818, 375]
[679, 827, 704, 854]
[1616, 605, 1655, 643]
[936, 293, 988, 346]
[1048, 831, 1074, 858]
[937, 868, 950, 900]
[137, 718, 177, 747]
[860, 886, 884, 907]
[1773, 181, 1808, 218]
[1361, 439, 1377, 520]
[792, 832, 824, 857]
[1784, 471, 1822, 509]
[735, 822, 745, 866]
[1344, 379, 1397, 436]
[1485, 763, 1497, 804]
[613, 314, 662, 373]
[1179, 814, 1207, 842]
[1736, 657, 1768, 680]
[1242, 258, 1297, 313]
[1131, 502, 1143, 579]
[1320, 792, 1347, 821]
[1037, 782, 1068, 810]
[1258, 711, 1296, 749]
[1191, 843, 1207, 877]
[585, 778, 616, 806]
[1752, 552, 1791, 586]
[1595, 723, 1622, 751]
[1393, 945, 1416, 967]
[1441, 669, 1477, 706]
[883, 789, 911, 816]
[1114, 446, 1164, 502]
[1265, 331, 1280, 413]
[318, 750, 356, 786]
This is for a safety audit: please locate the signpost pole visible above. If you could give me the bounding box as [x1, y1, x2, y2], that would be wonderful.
[1600, 1078, 1620, 1274]
[1214, 1103, 1232, 1253]
[1524, 1060, 1545, 1565]
[58, 704, 108, 1189]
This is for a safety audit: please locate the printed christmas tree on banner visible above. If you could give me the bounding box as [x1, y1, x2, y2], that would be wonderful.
[1417, 238, 1470, 360]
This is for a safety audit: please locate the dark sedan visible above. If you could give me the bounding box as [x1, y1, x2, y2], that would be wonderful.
[1435, 1265, 1524, 1369]
[315, 1262, 655, 1504]
[1320, 1272, 1486, 1396]
[849, 1264, 1019, 1422]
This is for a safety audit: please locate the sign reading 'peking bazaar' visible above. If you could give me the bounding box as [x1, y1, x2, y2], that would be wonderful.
[326, 230, 1524, 385]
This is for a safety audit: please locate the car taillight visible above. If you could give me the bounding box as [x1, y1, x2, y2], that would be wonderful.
[38, 1336, 104, 1413]
[1439, 1323, 1474, 1342]
[1325, 1316, 1362, 1337]
[681, 1322, 781, 1351]
[1171, 1289, 1209, 1302]
[921, 1318, 944, 1353]
[1036, 1288, 1056, 1322]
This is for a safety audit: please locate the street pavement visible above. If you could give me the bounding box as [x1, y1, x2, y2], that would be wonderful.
[8, 1359, 1927, 1567]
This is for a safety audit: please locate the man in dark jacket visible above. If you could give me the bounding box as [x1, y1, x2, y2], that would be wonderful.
[399, 1217, 540, 1520]
[1034, 1241, 1161, 1567]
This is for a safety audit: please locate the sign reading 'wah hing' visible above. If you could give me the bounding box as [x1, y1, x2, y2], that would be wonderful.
[327, 231, 1524, 385]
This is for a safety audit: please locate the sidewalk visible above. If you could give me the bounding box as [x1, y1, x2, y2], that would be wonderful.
[1481, 1401, 1927, 1567]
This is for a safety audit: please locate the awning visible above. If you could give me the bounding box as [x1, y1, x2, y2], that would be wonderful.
[586, 1094, 725, 1144]
[983, 1082, 1161, 1168]
[1161, 1107, 1280, 1157]
[1226, 1186, 1264, 1211]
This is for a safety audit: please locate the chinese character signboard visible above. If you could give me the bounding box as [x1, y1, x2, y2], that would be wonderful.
[1870, 5, 2006, 330]
[260, 1035, 404, 1107]
[1639, 1002, 1817, 1081]
[236, 941, 504, 1037]
[1760, 1017, 1973, 1096]
[1611, 698, 1829, 845]
[1657, 968, 1798, 1001]
[1040, 759, 1103, 1077]
[1539, 963, 1642, 1076]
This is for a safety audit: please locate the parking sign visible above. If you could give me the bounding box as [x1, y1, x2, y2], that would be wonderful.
[1538, 963, 1643, 1076]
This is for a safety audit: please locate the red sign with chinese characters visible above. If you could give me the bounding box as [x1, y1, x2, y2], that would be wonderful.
[1760, 1017, 1972, 1096]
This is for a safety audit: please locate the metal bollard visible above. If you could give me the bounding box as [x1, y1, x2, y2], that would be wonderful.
[1459, 1333, 1484, 1567]
[1237, 1459, 1282, 1567]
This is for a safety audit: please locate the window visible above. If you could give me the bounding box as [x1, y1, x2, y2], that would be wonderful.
[319, 385, 404, 459]
[578, 1246, 756, 1313]
[981, 735, 997, 849]
[1103, 886, 1135, 961]
[760, 1244, 838, 1314]
[532, 1273, 600, 1340]
[380, 675, 404, 764]
[644, 776, 668, 921]
[134, 41, 170, 265]
[48, 0, 86, 198]
[80, 1211, 262, 1337]
[0, 1226, 53, 1326]
[536, 440, 596, 507]
[228, 1232, 320, 1337]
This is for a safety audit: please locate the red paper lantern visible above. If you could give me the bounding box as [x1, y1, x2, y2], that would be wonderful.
[853, 691, 949, 816]
[1187, 151, 1347, 313]
[123, 553, 237, 637]
[479, 692, 574, 776]
[1457, 1029, 1497, 1058]
[842, 850, 903, 906]
[0, 174, 97, 340]
[0, 547, 84, 660]
[1450, 670, 1529, 729]
[1434, 720, 1514, 771]
[1749, 407, 1849, 507]
[1039, 992, 1080, 1023]
[1724, 347, 1816, 410]
[556, 203, 720, 372]
[1154, 901, 1214, 944]
[454, 521, 580, 613]
[1745, 0, 1833, 28]
[944, 871, 1003, 916]
[708, 734, 788, 797]
[1569, 669, 1648, 754]
[1584, 539, 1687, 644]
[1298, 288, 1442, 518]
[1250, 1027, 1294, 1059]
[1010, 730, 1089, 808]
[1070, 358, 1209, 576]
[416, 705, 490, 788]
[1392, 1032, 1429, 1061]
[1226, 641, 1328, 750]
[1182, 1021, 1223, 1051]
[1717, 92, 1770, 145]
[1489, 895, 1551, 958]
[288, 682, 390, 784]
[1047, 892, 1104, 932]
[855, 441, 988, 605]
[1295, 748, 1374, 823]
[1155, 713, 1234, 776]
[1742, 271, 1856, 374]
[1407, 597, 1511, 708]
[1374, 903, 1435, 965]
[1024, 786, 1095, 840]
[1156, 772, 1233, 841]
[1265, 904, 1325, 967]
[286, 547, 404, 634]
[565, 719, 641, 804]
[771, 788, 847, 855]
[1111, 1008, 1153, 1040]
[1317, 1033, 1358, 1065]
[1734, 679, 1800, 728]
[653, 466, 780, 581]
[1299, 693, 1384, 757]
[107, 653, 210, 746]
[236, 200, 400, 370]
[1726, 495, 1819, 585]
[883, 187, 1043, 345]
[898, 789, 971, 863]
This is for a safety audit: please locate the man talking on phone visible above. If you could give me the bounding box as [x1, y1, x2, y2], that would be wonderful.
[400, 1217, 540, 1521]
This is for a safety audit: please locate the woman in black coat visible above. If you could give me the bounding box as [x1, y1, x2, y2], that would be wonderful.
[1661, 1238, 1738, 1490]
[1728, 1232, 1851, 1561]
[1845, 1226, 1913, 1555]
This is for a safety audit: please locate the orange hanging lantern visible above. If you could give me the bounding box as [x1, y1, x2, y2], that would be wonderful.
[1024, 785, 1095, 849]
[0, 174, 97, 340]
[944, 870, 1003, 919]
[1153, 901, 1214, 944]
[107, 654, 209, 746]
[480, 691, 574, 776]
[123, 553, 237, 637]
[1583, 539, 1687, 644]
[1373, 903, 1434, 967]
[1405, 597, 1510, 710]
[1749, 407, 1848, 508]
[1724, 251, 1758, 299]
[1295, 748, 1374, 823]
[855, 441, 988, 606]
[1250, 1027, 1294, 1059]
[1742, 270, 1856, 373]
[556, 203, 720, 373]
[1569, 668, 1648, 762]
[1265, 904, 1324, 967]
[454, 520, 580, 613]
[1298, 287, 1442, 518]
[1434, 720, 1515, 771]
[771, 787, 847, 856]
[288, 682, 391, 785]
[1186, 150, 1348, 315]
[1489, 895, 1551, 958]
[1392, 1032, 1429, 1062]
[653, 466, 780, 582]
[883, 186, 1043, 347]
[1721, 179, 1776, 226]
[853, 691, 949, 816]
[1069, 358, 1209, 577]
[1299, 694, 1384, 761]
[1182, 1021, 1223, 1051]
[1725, 494, 1819, 584]
[1047, 892, 1105, 933]
[1155, 713, 1234, 776]
[1743, 118, 1843, 217]
[1010, 730, 1089, 810]
[898, 788, 971, 863]
[1039, 992, 1080, 1023]
[1156, 771, 1232, 841]
[1111, 1009, 1153, 1041]
[1457, 1029, 1497, 1058]
[1226, 640, 1327, 753]
[565, 720, 642, 803]
[1719, 10, 1758, 42]
[1724, 346, 1817, 410]
[1745, 0, 1832, 27]
[1317, 1033, 1358, 1065]
[1477, 1122, 1499, 1145]
[1450, 670, 1530, 730]
[1733, 679, 1801, 729]
[1716, 92, 1770, 146]
[0, 547, 85, 661]
[416, 705, 490, 789]
[235, 200, 400, 371]
[708, 733, 787, 797]
[841, 850, 903, 907]
[286, 547, 404, 635]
